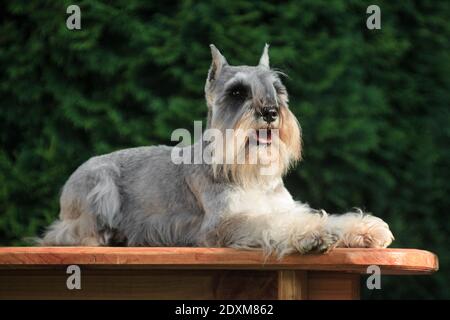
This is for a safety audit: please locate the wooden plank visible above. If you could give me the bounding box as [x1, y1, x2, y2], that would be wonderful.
[308, 272, 360, 300]
[277, 270, 308, 300]
[213, 270, 277, 299]
[0, 247, 439, 275]
[0, 268, 278, 300]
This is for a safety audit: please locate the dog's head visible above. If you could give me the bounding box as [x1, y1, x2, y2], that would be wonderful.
[204, 44, 301, 185]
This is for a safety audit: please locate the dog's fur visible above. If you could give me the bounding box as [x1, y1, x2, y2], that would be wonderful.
[40, 45, 394, 255]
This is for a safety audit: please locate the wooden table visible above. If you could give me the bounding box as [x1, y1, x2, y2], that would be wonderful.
[0, 247, 438, 300]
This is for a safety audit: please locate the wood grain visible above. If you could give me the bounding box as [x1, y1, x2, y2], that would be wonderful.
[277, 270, 308, 299]
[0, 268, 362, 300]
[0, 247, 439, 275]
[0, 269, 278, 300]
[308, 272, 360, 300]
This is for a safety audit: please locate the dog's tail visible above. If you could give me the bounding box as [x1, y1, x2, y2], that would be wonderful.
[31, 219, 81, 246]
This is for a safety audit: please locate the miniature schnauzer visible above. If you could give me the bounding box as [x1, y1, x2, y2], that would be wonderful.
[40, 45, 394, 255]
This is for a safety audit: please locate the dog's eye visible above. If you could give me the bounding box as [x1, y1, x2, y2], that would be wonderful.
[228, 84, 248, 100]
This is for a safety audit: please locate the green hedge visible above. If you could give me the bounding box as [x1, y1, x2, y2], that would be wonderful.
[1, 0, 449, 299]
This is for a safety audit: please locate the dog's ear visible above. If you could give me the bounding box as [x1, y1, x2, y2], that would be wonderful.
[207, 44, 228, 82]
[258, 43, 270, 68]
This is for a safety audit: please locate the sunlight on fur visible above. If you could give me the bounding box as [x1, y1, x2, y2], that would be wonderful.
[39, 44, 394, 256]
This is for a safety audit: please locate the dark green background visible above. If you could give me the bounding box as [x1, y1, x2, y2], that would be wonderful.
[0, 0, 449, 299]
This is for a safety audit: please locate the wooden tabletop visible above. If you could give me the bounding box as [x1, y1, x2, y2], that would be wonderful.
[0, 247, 438, 275]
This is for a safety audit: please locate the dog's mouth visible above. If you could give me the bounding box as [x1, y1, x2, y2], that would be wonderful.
[255, 128, 272, 146]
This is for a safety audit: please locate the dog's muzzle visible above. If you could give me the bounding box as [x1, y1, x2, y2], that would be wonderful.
[261, 106, 278, 124]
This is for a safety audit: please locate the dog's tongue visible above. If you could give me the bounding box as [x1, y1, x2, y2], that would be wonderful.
[257, 129, 272, 144]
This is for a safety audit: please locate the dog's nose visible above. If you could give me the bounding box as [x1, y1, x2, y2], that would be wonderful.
[261, 107, 278, 123]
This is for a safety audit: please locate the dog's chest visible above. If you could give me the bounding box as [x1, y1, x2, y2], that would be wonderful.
[226, 185, 295, 215]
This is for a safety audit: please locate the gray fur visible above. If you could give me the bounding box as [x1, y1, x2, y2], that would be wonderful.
[41, 45, 394, 254]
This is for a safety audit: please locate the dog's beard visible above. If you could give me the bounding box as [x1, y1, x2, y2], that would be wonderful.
[210, 106, 301, 186]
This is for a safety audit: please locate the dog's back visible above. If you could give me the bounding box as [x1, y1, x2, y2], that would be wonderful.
[40, 146, 205, 246]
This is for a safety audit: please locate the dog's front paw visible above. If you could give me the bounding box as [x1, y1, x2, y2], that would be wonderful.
[291, 228, 339, 254]
[338, 215, 394, 248]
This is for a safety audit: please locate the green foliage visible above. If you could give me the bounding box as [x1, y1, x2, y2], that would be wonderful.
[0, 0, 449, 299]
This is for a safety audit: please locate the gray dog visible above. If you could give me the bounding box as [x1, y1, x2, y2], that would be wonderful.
[40, 45, 393, 255]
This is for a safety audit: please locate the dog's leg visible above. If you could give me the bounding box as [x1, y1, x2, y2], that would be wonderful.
[39, 162, 121, 246]
[194, 183, 338, 256]
[327, 211, 394, 248]
[210, 209, 393, 255]
[209, 206, 338, 256]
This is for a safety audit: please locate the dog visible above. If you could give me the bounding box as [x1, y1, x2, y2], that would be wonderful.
[40, 44, 394, 255]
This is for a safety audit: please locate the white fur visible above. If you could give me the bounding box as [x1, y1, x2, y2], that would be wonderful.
[40, 45, 394, 255]
[212, 182, 393, 256]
